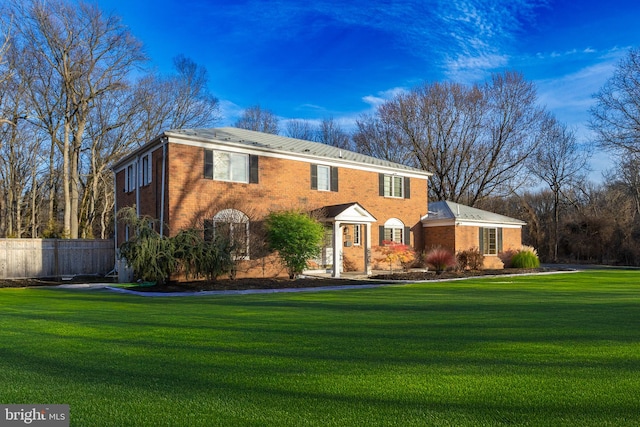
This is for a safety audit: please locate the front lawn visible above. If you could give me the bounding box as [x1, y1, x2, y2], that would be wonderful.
[1, 270, 639, 426]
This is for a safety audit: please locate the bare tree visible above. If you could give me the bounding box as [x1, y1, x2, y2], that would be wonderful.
[12, 0, 146, 238]
[353, 112, 416, 166]
[354, 71, 546, 205]
[234, 105, 278, 134]
[527, 116, 591, 261]
[285, 119, 315, 140]
[317, 117, 350, 149]
[590, 48, 640, 155]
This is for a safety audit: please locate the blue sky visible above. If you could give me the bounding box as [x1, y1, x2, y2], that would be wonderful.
[95, 0, 640, 179]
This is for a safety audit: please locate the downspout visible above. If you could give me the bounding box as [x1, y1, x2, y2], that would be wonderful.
[159, 137, 167, 237]
[135, 154, 141, 216]
[113, 170, 118, 254]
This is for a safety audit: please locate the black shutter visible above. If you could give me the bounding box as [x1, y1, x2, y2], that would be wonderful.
[310, 164, 318, 189]
[379, 225, 385, 245]
[379, 174, 385, 196]
[331, 167, 339, 192]
[404, 177, 411, 199]
[204, 149, 213, 179]
[497, 228, 503, 253]
[249, 155, 259, 183]
[479, 228, 484, 254]
[404, 226, 411, 245]
[204, 219, 214, 242]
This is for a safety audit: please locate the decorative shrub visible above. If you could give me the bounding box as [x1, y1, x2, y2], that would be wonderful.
[510, 250, 541, 268]
[425, 247, 456, 274]
[498, 249, 517, 268]
[457, 247, 484, 270]
[264, 210, 325, 279]
[118, 207, 176, 285]
[374, 241, 416, 272]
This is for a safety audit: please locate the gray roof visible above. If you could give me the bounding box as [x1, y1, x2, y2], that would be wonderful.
[165, 127, 431, 176]
[425, 201, 526, 226]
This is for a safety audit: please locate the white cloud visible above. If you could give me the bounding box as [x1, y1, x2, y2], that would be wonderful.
[361, 87, 409, 108]
[443, 53, 510, 82]
[217, 99, 245, 126]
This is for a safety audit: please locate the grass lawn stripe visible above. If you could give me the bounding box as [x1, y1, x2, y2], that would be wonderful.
[0, 270, 639, 425]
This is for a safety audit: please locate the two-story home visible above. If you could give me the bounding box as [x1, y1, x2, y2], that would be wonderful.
[113, 127, 432, 278]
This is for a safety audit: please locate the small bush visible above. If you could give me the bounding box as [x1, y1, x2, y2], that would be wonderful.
[425, 247, 456, 274]
[499, 249, 517, 268]
[374, 241, 416, 272]
[510, 250, 540, 268]
[265, 210, 324, 279]
[457, 248, 484, 270]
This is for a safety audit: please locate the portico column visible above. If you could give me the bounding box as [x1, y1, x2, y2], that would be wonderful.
[332, 221, 342, 278]
[364, 223, 372, 275]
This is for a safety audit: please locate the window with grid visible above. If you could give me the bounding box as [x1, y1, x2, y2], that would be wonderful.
[205, 209, 250, 259]
[479, 227, 503, 255]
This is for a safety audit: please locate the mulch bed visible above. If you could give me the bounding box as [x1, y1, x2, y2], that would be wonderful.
[0, 267, 568, 292]
[126, 267, 560, 293]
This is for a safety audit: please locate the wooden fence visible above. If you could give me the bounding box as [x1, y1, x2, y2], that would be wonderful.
[0, 239, 115, 279]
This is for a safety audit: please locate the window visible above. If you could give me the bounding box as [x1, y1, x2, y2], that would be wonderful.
[204, 150, 259, 183]
[125, 163, 135, 192]
[205, 209, 250, 259]
[381, 218, 407, 244]
[353, 224, 361, 246]
[140, 153, 152, 186]
[480, 227, 503, 255]
[311, 164, 338, 191]
[379, 174, 410, 198]
[317, 165, 330, 191]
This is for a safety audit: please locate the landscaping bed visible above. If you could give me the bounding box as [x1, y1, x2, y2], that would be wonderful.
[126, 267, 563, 292]
[0, 267, 567, 292]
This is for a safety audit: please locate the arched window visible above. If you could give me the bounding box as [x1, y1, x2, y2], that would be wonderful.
[382, 218, 405, 244]
[205, 209, 250, 259]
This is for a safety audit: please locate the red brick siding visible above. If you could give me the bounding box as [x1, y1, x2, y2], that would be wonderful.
[116, 142, 429, 278]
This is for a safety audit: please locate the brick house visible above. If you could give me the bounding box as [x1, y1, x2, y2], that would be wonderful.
[113, 127, 432, 278]
[421, 201, 526, 269]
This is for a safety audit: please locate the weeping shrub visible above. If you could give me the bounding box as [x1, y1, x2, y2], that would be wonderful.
[510, 249, 541, 268]
[425, 247, 456, 274]
[118, 207, 176, 285]
[118, 207, 234, 284]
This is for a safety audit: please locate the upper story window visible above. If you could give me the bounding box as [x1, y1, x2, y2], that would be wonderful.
[140, 153, 152, 186]
[204, 149, 259, 184]
[311, 164, 338, 191]
[379, 174, 410, 199]
[123, 152, 152, 192]
[479, 227, 503, 255]
[125, 163, 135, 193]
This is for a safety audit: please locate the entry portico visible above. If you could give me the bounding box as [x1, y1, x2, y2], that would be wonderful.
[312, 203, 377, 278]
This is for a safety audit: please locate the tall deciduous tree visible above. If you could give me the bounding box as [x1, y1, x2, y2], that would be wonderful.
[12, 0, 146, 238]
[527, 116, 591, 261]
[590, 48, 640, 155]
[317, 117, 350, 149]
[353, 71, 546, 205]
[285, 119, 315, 140]
[234, 105, 279, 134]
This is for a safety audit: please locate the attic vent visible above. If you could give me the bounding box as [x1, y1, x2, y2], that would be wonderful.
[303, 149, 310, 152]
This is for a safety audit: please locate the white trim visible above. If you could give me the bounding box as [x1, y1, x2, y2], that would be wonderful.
[165, 135, 432, 180]
[332, 204, 377, 223]
[422, 219, 523, 229]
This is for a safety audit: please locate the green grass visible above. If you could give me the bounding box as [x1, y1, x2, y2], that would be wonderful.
[1, 270, 640, 426]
